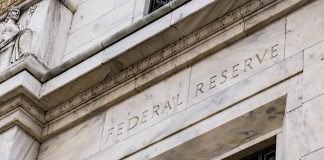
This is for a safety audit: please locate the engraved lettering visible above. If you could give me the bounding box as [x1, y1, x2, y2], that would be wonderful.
[196, 83, 205, 96]
[256, 49, 267, 64]
[220, 70, 228, 84]
[141, 110, 149, 124]
[152, 104, 160, 118]
[162, 100, 172, 114]
[209, 75, 217, 89]
[176, 94, 183, 106]
[244, 58, 253, 72]
[127, 115, 139, 131]
[271, 44, 279, 58]
[232, 64, 240, 78]
[192, 43, 281, 100]
[117, 122, 124, 136]
[108, 127, 114, 139]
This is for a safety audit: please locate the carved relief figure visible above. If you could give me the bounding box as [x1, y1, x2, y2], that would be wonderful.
[0, 6, 32, 64]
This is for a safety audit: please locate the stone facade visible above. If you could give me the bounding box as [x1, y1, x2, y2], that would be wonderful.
[0, 0, 324, 159]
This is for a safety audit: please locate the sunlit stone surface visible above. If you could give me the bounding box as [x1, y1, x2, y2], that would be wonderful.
[0, 0, 324, 160]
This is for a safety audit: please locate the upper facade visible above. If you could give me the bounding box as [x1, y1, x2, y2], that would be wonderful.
[1, 0, 324, 159]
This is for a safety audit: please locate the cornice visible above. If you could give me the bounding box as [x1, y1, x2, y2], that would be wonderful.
[0, 95, 45, 124]
[0, 95, 44, 141]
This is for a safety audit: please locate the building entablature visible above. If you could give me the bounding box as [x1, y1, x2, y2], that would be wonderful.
[0, 0, 314, 145]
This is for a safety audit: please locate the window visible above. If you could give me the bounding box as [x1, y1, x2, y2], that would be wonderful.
[240, 145, 276, 160]
[148, 0, 172, 13]
[223, 136, 277, 160]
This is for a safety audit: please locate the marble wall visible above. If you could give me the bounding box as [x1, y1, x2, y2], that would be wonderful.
[29, 0, 73, 68]
[2, 0, 324, 160]
[0, 126, 39, 160]
[35, 5, 304, 159]
[63, 0, 147, 62]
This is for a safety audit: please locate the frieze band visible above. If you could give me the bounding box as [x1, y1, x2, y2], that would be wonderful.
[46, 0, 279, 122]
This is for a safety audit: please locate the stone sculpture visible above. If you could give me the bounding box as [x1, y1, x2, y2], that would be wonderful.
[0, 6, 32, 64]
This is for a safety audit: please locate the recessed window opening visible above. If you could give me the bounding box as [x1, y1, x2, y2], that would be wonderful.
[240, 145, 276, 160]
[223, 136, 277, 160]
[148, 0, 173, 13]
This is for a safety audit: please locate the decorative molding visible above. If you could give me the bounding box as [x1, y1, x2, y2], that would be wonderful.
[46, 0, 278, 122]
[0, 95, 45, 124]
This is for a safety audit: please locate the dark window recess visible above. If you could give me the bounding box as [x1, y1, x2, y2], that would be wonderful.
[149, 0, 172, 13]
[240, 145, 276, 160]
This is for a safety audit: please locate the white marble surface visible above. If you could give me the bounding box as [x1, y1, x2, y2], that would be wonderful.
[27, 0, 73, 68]
[38, 112, 106, 160]
[0, 71, 42, 99]
[65, 0, 134, 55]
[42, 51, 103, 96]
[301, 94, 324, 156]
[285, 0, 324, 58]
[70, 0, 116, 34]
[100, 68, 190, 150]
[188, 19, 285, 106]
[0, 44, 11, 71]
[286, 74, 303, 111]
[302, 147, 324, 160]
[133, 0, 146, 22]
[69, 0, 88, 6]
[303, 40, 324, 102]
[2, 0, 323, 159]
[86, 46, 302, 160]
[124, 78, 289, 160]
[279, 107, 303, 160]
[0, 126, 39, 160]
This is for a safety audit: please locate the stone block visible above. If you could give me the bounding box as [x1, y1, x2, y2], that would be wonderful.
[286, 74, 303, 111]
[38, 112, 106, 160]
[70, 0, 116, 34]
[101, 12, 172, 62]
[28, 0, 73, 68]
[100, 68, 190, 150]
[285, 0, 324, 58]
[188, 19, 286, 106]
[280, 107, 303, 160]
[65, 1, 134, 54]
[133, 0, 146, 19]
[42, 51, 103, 96]
[0, 71, 42, 99]
[302, 148, 324, 160]
[303, 41, 324, 102]
[122, 79, 289, 160]
[301, 94, 324, 156]
[86, 46, 302, 160]
[0, 126, 39, 160]
[115, 0, 131, 8]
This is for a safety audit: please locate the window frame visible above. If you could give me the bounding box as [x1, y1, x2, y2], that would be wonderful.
[145, 0, 173, 14]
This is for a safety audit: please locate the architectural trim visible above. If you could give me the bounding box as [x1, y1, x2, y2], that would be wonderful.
[41, 0, 307, 139]
[0, 95, 45, 124]
[0, 95, 44, 141]
[46, 0, 279, 122]
[0, 0, 313, 142]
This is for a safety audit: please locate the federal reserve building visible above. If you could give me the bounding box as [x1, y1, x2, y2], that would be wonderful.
[0, 0, 323, 159]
